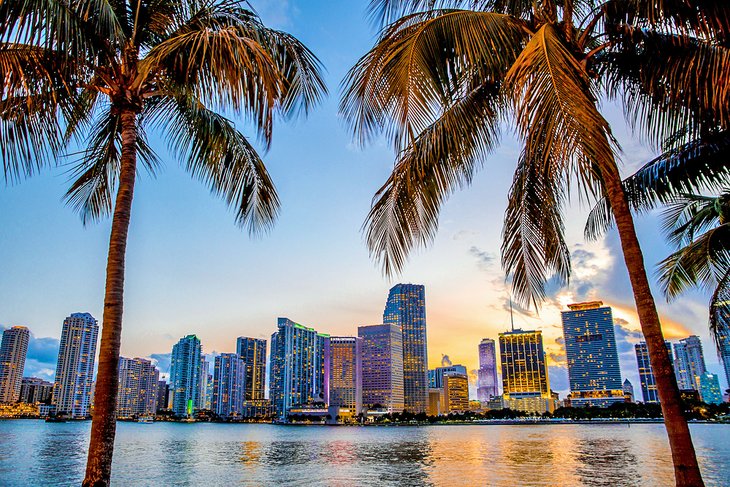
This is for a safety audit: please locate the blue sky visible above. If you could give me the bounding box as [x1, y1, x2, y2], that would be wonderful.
[0, 0, 726, 397]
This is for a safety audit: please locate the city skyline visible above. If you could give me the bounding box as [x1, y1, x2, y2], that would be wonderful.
[0, 0, 721, 406]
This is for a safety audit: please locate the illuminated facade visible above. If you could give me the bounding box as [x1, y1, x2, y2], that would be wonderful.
[236, 337, 267, 400]
[358, 324, 404, 413]
[719, 327, 730, 390]
[269, 318, 328, 419]
[52, 313, 98, 418]
[117, 357, 159, 418]
[383, 284, 428, 413]
[673, 336, 707, 390]
[429, 365, 467, 389]
[499, 329, 553, 413]
[561, 302, 624, 407]
[698, 373, 723, 404]
[325, 337, 362, 413]
[19, 377, 53, 404]
[443, 372, 469, 413]
[477, 338, 499, 403]
[170, 335, 203, 416]
[635, 341, 673, 403]
[0, 326, 29, 403]
[623, 378, 634, 402]
[212, 353, 246, 418]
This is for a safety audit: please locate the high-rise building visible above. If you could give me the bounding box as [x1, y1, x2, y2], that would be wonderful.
[427, 388, 443, 416]
[635, 341, 673, 403]
[52, 313, 99, 418]
[269, 318, 328, 419]
[428, 365, 467, 389]
[156, 380, 169, 411]
[358, 324, 404, 413]
[698, 372, 723, 405]
[0, 326, 30, 403]
[443, 372, 469, 413]
[169, 335, 203, 416]
[718, 327, 730, 390]
[623, 378, 634, 402]
[212, 353, 246, 418]
[673, 336, 707, 390]
[236, 337, 267, 400]
[499, 329, 552, 414]
[383, 284, 428, 413]
[477, 338, 499, 403]
[19, 377, 54, 404]
[198, 357, 211, 410]
[117, 357, 159, 418]
[325, 337, 362, 413]
[561, 302, 624, 407]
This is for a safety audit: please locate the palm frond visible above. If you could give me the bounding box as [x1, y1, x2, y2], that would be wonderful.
[149, 94, 280, 234]
[364, 81, 503, 275]
[660, 193, 725, 248]
[341, 9, 527, 150]
[657, 223, 730, 300]
[602, 26, 730, 146]
[502, 147, 571, 309]
[585, 130, 730, 240]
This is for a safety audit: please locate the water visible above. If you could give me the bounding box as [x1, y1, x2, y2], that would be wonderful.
[0, 421, 729, 486]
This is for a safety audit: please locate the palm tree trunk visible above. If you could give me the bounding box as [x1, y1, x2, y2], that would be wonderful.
[602, 163, 704, 487]
[83, 108, 138, 487]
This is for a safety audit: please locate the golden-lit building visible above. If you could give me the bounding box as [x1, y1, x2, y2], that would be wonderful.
[427, 388, 443, 416]
[326, 337, 362, 413]
[499, 329, 554, 414]
[443, 373, 469, 413]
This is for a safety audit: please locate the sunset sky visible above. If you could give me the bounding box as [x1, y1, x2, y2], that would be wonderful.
[0, 0, 725, 397]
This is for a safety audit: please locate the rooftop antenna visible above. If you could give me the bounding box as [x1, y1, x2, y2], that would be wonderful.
[509, 296, 515, 332]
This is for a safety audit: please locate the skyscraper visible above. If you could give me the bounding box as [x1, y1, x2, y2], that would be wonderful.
[383, 283, 428, 413]
[212, 353, 246, 418]
[429, 365, 467, 389]
[236, 337, 267, 400]
[326, 337, 362, 413]
[269, 318, 328, 419]
[673, 336, 707, 390]
[19, 377, 54, 404]
[561, 302, 624, 407]
[698, 372, 723, 405]
[477, 338, 499, 403]
[499, 329, 552, 414]
[442, 372, 469, 413]
[635, 341, 673, 403]
[199, 357, 211, 410]
[623, 378, 634, 402]
[117, 357, 159, 418]
[156, 380, 169, 411]
[169, 335, 202, 416]
[358, 324, 404, 413]
[52, 313, 99, 418]
[0, 326, 30, 403]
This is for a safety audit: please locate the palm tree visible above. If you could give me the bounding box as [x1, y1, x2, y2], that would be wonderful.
[1, 1, 325, 485]
[341, 1, 727, 485]
[587, 131, 730, 343]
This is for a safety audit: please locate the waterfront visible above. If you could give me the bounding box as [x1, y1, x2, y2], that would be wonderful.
[1, 421, 729, 486]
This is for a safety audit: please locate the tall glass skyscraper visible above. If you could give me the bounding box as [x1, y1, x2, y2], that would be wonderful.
[635, 341, 673, 403]
[117, 357, 159, 418]
[698, 372, 723, 404]
[52, 313, 99, 418]
[477, 338, 499, 403]
[169, 335, 203, 416]
[269, 318, 328, 419]
[325, 337, 362, 412]
[383, 283, 428, 413]
[236, 337, 267, 400]
[0, 326, 30, 403]
[358, 324, 404, 413]
[673, 336, 707, 390]
[212, 353, 246, 418]
[561, 302, 624, 407]
[499, 329, 552, 413]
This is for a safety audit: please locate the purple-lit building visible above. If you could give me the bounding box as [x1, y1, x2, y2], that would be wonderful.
[358, 324, 404, 413]
[477, 338, 499, 403]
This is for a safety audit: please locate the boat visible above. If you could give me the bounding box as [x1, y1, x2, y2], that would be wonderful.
[137, 416, 154, 423]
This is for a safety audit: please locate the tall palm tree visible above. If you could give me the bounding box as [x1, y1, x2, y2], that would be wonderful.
[341, 1, 727, 485]
[1, 1, 326, 485]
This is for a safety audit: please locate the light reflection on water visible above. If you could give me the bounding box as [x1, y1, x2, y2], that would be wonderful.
[0, 421, 728, 486]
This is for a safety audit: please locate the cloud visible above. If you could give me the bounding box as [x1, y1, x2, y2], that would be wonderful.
[149, 353, 171, 374]
[441, 354, 453, 367]
[548, 366, 570, 395]
[453, 230, 477, 241]
[469, 246, 495, 271]
[501, 299, 535, 318]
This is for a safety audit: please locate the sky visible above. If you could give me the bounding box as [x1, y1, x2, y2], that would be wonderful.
[0, 0, 726, 398]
